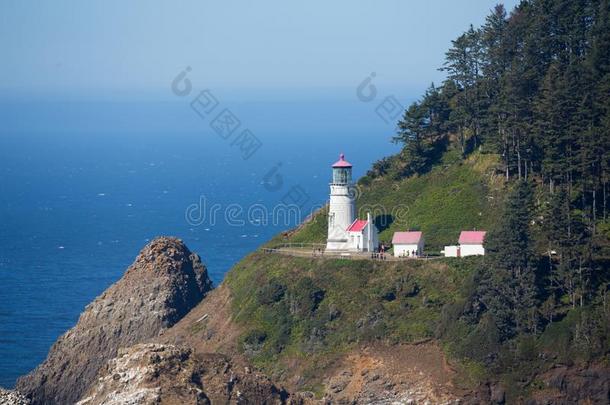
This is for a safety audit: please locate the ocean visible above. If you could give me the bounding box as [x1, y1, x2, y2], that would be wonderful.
[0, 95, 401, 387]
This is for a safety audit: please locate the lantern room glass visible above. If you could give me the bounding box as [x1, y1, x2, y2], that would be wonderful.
[333, 167, 351, 184]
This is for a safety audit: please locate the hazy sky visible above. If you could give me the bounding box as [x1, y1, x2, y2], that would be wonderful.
[0, 1, 520, 100]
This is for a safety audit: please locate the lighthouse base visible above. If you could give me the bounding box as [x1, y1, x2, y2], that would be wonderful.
[326, 239, 350, 251]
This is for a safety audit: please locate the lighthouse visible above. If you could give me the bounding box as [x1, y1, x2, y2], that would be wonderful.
[326, 153, 378, 252]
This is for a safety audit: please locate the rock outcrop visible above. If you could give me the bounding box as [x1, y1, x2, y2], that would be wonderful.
[528, 364, 610, 405]
[16, 237, 213, 405]
[77, 343, 290, 405]
[0, 388, 30, 405]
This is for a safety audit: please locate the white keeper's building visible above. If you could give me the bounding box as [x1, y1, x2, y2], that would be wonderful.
[392, 231, 424, 257]
[443, 231, 486, 257]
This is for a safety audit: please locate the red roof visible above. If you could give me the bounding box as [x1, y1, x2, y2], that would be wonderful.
[392, 231, 423, 244]
[347, 219, 368, 232]
[332, 153, 353, 168]
[459, 231, 486, 245]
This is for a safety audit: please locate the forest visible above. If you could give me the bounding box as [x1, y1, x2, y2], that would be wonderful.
[385, 0, 610, 373]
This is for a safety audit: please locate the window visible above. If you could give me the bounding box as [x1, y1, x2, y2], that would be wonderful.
[333, 168, 351, 184]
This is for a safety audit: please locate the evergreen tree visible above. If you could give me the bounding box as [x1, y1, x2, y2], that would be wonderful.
[441, 25, 484, 154]
[391, 0, 610, 381]
[393, 0, 609, 299]
[420, 83, 451, 140]
[533, 62, 570, 191]
[479, 4, 509, 150]
[393, 102, 433, 176]
[393, 84, 451, 176]
[480, 181, 538, 338]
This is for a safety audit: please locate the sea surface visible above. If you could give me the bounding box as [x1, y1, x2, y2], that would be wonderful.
[0, 95, 402, 387]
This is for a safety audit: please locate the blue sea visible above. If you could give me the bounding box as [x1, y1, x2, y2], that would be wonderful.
[0, 94, 402, 387]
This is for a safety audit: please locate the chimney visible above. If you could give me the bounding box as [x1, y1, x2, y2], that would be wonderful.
[367, 212, 372, 251]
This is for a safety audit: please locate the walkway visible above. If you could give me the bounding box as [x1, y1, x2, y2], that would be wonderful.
[260, 243, 441, 261]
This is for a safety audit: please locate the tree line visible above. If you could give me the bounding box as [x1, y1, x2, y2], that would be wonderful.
[396, 0, 610, 221]
[394, 0, 609, 363]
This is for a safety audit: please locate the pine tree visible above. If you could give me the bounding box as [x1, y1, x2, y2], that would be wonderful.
[533, 62, 570, 192]
[393, 102, 433, 176]
[441, 25, 484, 154]
[588, 0, 610, 221]
[420, 83, 451, 141]
[480, 181, 538, 338]
[479, 4, 509, 150]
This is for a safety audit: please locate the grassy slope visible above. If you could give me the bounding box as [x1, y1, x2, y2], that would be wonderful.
[219, 148, 607, 400]
[280, 148, 505, 251]
[220, 148, 507, 393]
[224, 251, 482, 393]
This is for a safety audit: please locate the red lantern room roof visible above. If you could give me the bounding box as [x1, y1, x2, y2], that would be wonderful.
[332, 153, 352, 168]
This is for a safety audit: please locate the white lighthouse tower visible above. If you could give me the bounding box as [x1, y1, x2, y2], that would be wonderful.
[326, 153, 356, 250]
[326, 153, 379, 252]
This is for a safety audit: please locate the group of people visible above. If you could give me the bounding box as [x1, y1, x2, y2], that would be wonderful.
[370, 243, 388, 260]
[312, 247, 325, 257]
[371, 251, 388, 260]
[302, 244, 421, 260]
[310, 244, 390, 260]
[399, 249, 419, 258]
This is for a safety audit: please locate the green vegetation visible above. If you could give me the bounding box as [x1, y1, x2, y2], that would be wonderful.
[268, 206, 329, 246]
[478, 181, 538, 339]
[225, 252, 478, 389]
[282, 148, 504, 251]
[223, 0, 610, 400]
[358, 150, 502, 250]
[389, 0, 610, 299]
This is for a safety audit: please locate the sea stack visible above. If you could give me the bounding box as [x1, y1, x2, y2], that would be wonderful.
[16, 237, 213, 405]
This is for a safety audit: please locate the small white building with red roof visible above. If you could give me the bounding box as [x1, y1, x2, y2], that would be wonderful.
[443, 230, 487, 257]
[344, 213, 378, 252]
[392, 231, 424, 257]
[326, 153, 379, 252]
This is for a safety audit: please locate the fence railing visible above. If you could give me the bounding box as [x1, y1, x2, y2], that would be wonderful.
[260, 243, 441, 262]
[266, 242, 327, 250]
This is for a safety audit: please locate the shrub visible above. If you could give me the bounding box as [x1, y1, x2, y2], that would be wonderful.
[257, 281, 287, 305]
[288, 278, 325, 317]
[242, 329, 268, 354]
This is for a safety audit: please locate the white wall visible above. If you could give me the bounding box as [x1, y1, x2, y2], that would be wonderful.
[344, 223, 378, 252]
[369, 224, 379, 252]
[460, 244, 485, 256]
[443, 244, 484, 257]
[394, 242, 423, 257]
[347, 231, 363, 251]
[327, 184, 356, 251]
[443, 245, 459, 257]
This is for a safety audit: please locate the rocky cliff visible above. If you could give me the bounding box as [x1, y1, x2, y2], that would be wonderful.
[15, 237, 608, 404]
[0, 388, 30, 405]
[16, 237, 213, 405]
[76, 343, 289, 405]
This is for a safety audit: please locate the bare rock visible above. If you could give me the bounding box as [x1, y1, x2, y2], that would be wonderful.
[489, 383, 505, 404]
[76, 343, 289, 405]
[0, 388, 30, 405]
[16, 237, 213, 405]
[530, 364, 610, 404]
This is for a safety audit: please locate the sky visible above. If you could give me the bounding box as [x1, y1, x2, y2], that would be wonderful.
[0, 0, 521, 101]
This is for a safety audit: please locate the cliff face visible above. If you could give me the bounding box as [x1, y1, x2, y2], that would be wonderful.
[0, 388, 30, 405]
[154, 277, 458, 403]
[16, 237, 213, 405]
[76, 343, 289, 405]
[16, 237, 608, 404]
[152, 252, 609, 404]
